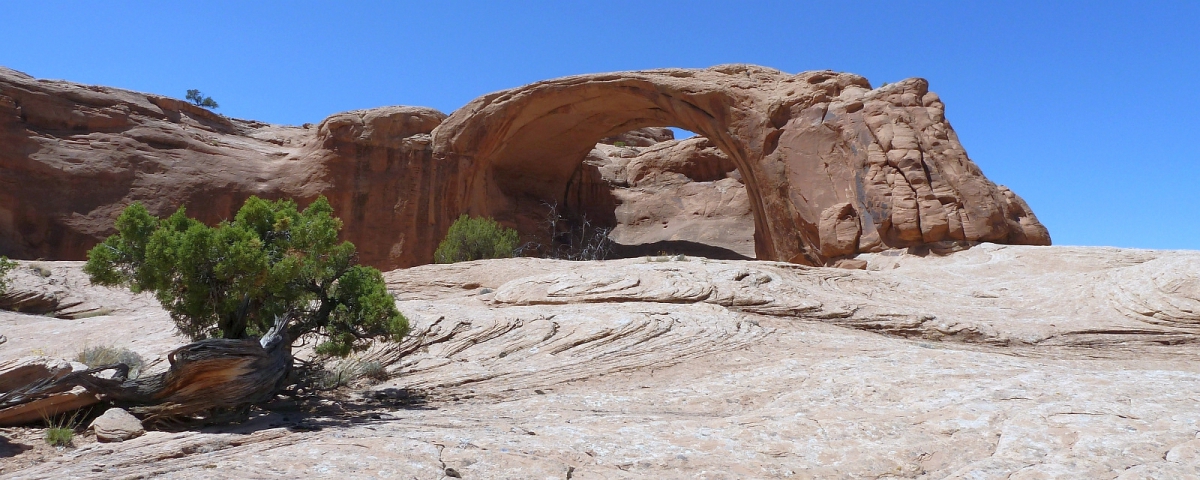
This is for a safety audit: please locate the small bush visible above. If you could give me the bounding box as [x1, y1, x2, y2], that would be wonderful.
[185, 89, 219, 109]
[45, 427, 73, 447]
[76, 345, 145, 379]
[0, 256, 15, 294]
[43, 410, 84, 448]
[29, 264, 51, 278]
[313, 358, 388, 390]
[528, 202, 613, 261]
[434, 215, 519, 264]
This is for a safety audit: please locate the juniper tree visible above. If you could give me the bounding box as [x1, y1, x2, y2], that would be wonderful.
[84, 196, 407, 356]
[185, 89, 219, 109]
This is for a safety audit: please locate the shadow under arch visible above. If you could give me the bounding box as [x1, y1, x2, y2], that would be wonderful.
[432, 67, 786, 261]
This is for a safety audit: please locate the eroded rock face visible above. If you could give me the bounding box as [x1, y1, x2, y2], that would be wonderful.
[433, 65, 1050, 265]
[0, 67, 447, 269]
[567, 134, 756, 259]
[0, 65, 1048, 268]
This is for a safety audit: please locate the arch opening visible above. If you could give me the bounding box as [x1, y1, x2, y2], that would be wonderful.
[458, 85, 766, 261]
[428, 67, 1051, 268]
[558, 126, 756, 260]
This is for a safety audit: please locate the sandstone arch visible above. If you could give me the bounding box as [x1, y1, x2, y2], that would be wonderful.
[431, 65, 1049, 265]
[0, 65, 1048, 270]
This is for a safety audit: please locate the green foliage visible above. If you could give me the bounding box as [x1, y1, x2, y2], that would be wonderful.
[185, 89, 219, 109]
[76, 345, 145, 379]
[0, 256, 15, 295]
[43, 410, 83, 448]
[45, 427, 73, 447]
[434, 215, 519, 264]
[84, 196, 407, 356]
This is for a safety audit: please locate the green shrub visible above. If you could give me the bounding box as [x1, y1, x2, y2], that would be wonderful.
[76, 345, 145, 379]
[185, 89, 219, 109]
[0, 256, 15, 294]
[43, 410, 84, 448]
[434, 215, 519, 264]
[84, 196, 407, 356]
[45, 426, 73, 447]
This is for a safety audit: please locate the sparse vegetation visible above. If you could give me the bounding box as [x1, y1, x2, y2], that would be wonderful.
[613, 141, 627, 147]
[311, 358, 389, 390]
[29, 263, 51, 277]
[185, 89, 219, 109]
[0, 256, 15, 294]
[530, 202, 614, 261]
[76, 345, 145, 379]
[43, 410, 84, 448]
[45, 426, 73, 447]
[84, 196, 407, 357]
[434, 214, 520, 264]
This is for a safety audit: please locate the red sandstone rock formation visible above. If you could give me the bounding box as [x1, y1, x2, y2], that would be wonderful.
[567, 134, 756, 259]
[0, 65, 1048, 269]
[433, 65, 1049, 265]
[0, 66, 446, 269]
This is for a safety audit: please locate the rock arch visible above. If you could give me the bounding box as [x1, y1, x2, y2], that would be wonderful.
[431, 65, 1049, 265]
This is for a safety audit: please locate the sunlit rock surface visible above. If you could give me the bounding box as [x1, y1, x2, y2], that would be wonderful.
[2, 244, 1198, 477]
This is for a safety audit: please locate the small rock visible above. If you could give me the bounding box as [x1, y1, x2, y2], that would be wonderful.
[90, 408, 145, 442]
[832, 258, 868, 270]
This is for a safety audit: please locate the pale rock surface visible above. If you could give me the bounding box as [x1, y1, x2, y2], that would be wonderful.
[89, 407, 144, 442]
[1, 245, 1198, 478]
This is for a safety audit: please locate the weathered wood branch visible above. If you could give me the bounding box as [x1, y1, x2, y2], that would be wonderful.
[0, 316, 293, 427]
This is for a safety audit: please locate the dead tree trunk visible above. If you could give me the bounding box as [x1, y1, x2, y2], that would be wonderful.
[0, 317, 292, 427]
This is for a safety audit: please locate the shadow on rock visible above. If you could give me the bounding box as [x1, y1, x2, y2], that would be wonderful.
[210, 387, 435, 435]
[0, 434, 32, 458]
[611, 240, 753, 261]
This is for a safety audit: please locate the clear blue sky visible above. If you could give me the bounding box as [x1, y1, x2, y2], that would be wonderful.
[4, 1, 1197, 250]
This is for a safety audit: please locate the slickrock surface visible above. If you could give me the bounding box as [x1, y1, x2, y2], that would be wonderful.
[2, 65, 1047, 269]
[2, 244, 1199, 478]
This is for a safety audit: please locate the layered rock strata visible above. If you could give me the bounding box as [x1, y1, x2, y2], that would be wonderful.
[3, 245, 1199, 477]
[433, 65, 1050, 265]
[0, 65, 1048, 268]
[566, 133, 756, 259]
[0, 66, 448, 269]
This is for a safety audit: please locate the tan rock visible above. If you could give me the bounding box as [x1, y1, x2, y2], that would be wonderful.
[0, 65, 1048, 269]
[433, 66, 1050, 265]
[599, 126, 673, 147]
[89, 407, 145, 442]
[0, 67, 447, 270]
[1, 246, 1199, 477]
[574, 135, 756, 259]
[819, 202, 861, 257]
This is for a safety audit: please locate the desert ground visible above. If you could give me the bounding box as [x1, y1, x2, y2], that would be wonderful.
[2, 243, 1198, 478]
